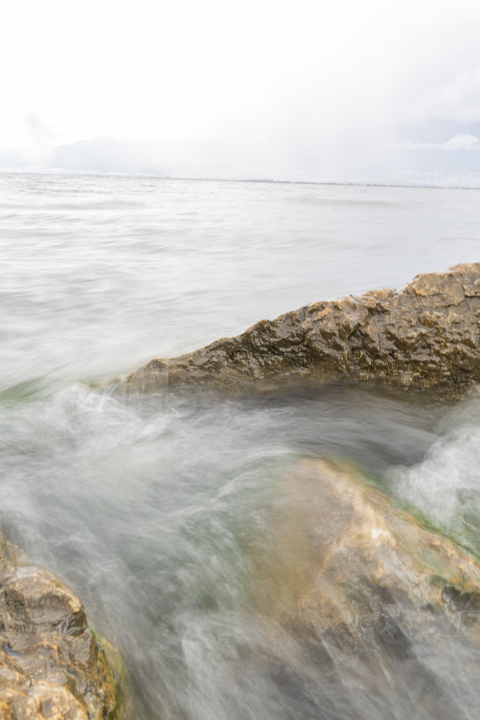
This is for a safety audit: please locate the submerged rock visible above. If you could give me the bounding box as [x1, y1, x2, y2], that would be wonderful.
[123, 263, 480, 397]
[252, 459, 480, 718]
[0, 533, 125, 720]
[278, 460, 480, 633]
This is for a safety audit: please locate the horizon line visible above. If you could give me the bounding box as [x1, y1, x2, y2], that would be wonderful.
[1, 166, 480, 191]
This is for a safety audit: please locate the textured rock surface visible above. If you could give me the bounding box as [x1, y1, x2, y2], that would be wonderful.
[251, 459, 480, 718]
[270, 460, 480, 633]
[0, 533, 124, 720]
[123, 263, 480, 396]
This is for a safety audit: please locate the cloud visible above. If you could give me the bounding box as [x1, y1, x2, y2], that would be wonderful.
[396, 134, 480, 151]
[3, 1, 480, 180]
[443, 134, 480, 150]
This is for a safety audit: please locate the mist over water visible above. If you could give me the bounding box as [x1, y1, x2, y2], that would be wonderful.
[2, 174, 480, 718]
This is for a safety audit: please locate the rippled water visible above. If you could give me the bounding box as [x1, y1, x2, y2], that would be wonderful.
[2, 173, 480, 394]
[2, 173, 480, 718]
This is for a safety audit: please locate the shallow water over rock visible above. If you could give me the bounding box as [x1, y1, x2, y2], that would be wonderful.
[2, 381, 480, 719]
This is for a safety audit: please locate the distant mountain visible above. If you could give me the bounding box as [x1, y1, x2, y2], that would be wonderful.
[49, 138, 166, 175]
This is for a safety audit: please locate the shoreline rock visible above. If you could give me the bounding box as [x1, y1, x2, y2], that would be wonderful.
[251, 459, 480, 717]
[0, 532, 126, 720]
[121, 263, 480, 398]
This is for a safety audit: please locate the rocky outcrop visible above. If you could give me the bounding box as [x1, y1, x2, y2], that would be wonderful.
[252, 459, 480, 718]
[269, 460, 480, 635]
[122, 263, 480, 396]
[0, 533, 125, 720]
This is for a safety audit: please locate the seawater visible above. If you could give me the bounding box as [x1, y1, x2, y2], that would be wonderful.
[2, 173, 480, 718]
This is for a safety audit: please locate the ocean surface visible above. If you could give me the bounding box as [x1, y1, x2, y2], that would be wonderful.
[2, 173, 480, 718]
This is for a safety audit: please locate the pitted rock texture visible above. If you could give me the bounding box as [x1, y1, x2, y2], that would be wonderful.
[0, 533, 124, 720]
[123, 263, 480, 396]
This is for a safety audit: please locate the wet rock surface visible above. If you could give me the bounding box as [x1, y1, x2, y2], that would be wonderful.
[0, 533, 124, 720]
[123, 263, 480, 397]
[252, 459, 480, 719]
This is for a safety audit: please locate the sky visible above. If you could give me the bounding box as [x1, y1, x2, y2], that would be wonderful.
[2, 0, 480, 180]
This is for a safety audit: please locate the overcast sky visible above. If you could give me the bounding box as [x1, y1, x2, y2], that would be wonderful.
[3, 0, 480, 179]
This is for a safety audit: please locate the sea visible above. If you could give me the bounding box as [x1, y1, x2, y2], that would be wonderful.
[2, 172, 480, 719]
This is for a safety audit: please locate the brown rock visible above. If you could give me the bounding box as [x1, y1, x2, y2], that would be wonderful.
[250, 459, 480, 714]
[121, 263, 480, 397]
[283, 460, 480, 631]
[0, 533, 125, 720]
[1, 567, 87, 636]
[1, 682, 88, 720]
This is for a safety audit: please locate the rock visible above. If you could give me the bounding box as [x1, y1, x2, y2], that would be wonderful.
[1, 567, 87, 636]
[0, 533, 125, 720]
[122, 263, 480, 397]
[251, 459, 480, 717]
[278, 460, 480, 634]
[0, 534, 30, 585]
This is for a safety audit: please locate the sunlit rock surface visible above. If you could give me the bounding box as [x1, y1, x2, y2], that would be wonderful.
[123, 263, 480, 396]
[252, 459, 480, 718]
[0, 533, 125, 720]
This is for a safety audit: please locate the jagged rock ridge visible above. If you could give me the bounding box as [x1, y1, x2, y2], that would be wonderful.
[123, 263, 480, 395]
